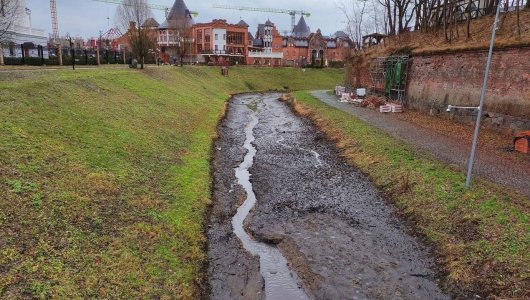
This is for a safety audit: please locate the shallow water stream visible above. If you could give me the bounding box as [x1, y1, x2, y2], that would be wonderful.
[209, 92, 449, 300]
[231, 99, 309, 300]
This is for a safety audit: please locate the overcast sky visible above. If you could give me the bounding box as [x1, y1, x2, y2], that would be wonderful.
[26, 0, 349, 38]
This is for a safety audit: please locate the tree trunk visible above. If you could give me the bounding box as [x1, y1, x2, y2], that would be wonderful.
[443, 0, 449, 41]
[0, 45, 4, 65]
[387, 3, 394, 35]
[466, 0, 473, 38]
[415, 0, 422, 31]
[141, 55, 144, 69]
[516, 0, 521, 35]
[436, 0, 442, 31]
[392, 1, 399, 34]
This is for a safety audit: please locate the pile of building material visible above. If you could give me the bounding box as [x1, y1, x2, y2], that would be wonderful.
[379, 103, 403, 113]
[379, 105, 392, 113]
[514, 131, 530, 154]
[361, 96, 386, 109]
[335, 86, 346, 96]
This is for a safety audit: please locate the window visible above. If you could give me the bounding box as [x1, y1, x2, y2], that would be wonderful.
[197, 29, 202, 43]
[215, 34, 218, 40]
[274, 45, 279, 49]
[223, 34, 226, 40]
[215, 45, 218, 51]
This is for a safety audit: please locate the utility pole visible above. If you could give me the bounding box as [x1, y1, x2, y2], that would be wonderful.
[97, 30, 102, 66]
[66, 33, 75, 70]
[465, 0, 502, 189]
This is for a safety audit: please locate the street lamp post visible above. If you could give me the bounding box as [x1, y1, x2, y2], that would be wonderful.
[66, 33, 75, 70]
[465, 0, 502, 189]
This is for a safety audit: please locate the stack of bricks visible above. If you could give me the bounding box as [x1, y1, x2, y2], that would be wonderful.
[514, 131, 530, 154]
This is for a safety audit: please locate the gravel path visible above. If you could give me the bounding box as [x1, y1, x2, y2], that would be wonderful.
[311, 90, 530, 198]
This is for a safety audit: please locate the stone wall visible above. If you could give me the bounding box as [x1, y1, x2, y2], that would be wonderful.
[406, 47, 530, 133]
[346, 47, 530, 133]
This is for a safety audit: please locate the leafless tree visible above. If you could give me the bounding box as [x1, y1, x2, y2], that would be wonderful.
[0, 0, 19, 39]
[173, 13, 193, 66]
[338, 0, 371, 48]
[116, 0, 156, 69]
[0, 0, 20, 64]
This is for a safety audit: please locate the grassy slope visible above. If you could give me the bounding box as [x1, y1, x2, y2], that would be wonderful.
[291, 91, 529, 299]
[365, 10, 530, 56]
[0, 67, 343, 299]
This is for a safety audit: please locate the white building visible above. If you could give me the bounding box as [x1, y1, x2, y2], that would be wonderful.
[212, 28, 226, 54]
[1, 0, 48, 62]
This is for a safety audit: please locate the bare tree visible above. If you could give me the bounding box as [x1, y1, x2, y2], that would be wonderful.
[338, 0, 370, 48]
[0, 0, 20, 65]
[116, 0, 156, 69]
[516, 0, 521, 36]
[173, 13, 193, 67]
[0, 0, 19, 39]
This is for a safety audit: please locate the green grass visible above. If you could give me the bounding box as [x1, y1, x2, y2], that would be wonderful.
[291, 91, 529, 299]
[0, 66, 343, 299]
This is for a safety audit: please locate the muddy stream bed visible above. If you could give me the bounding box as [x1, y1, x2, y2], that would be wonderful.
[207, 93, 449, 300]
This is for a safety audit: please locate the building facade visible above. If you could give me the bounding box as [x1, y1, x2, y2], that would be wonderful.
[1, 0, 48, 63]
[191, 19, 249, 65]
[247, 20, 284, 66]
[114, 0, 352, 66]
[281, 17, 352, 67]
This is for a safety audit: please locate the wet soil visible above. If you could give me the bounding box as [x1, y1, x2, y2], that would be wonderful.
[208, 92, 450, 299]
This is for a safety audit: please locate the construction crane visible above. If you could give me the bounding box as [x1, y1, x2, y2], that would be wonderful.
[212, 4, 310, 32]
[49, 0, 59, 43]
[92, 0, 198, 18]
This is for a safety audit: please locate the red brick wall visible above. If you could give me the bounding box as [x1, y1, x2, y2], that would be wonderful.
[408, 47, 530, 119]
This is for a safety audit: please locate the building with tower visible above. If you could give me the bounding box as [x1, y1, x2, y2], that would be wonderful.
[247, 19, 284, 66]
[282, 16, 352, 67]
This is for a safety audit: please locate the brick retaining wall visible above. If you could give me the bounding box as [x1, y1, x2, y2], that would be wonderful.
[348, 47, 530, 133]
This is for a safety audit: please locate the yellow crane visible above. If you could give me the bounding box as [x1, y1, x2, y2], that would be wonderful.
[212, 4, 310, 31]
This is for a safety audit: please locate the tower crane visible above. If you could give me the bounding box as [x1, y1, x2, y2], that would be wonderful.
[49, 0, 59, 43]
[49, 0, 63, 65]
[212, 4, 310, 32]
[91, 0, 198, 18]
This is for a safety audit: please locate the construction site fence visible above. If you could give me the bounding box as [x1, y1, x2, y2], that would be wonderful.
[3, 48, 156, 66]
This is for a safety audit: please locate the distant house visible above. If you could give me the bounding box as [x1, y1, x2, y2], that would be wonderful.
[191, 19, 249, 65]
[282, 17, 353, 67]
[247, 19, 284, 66]
[362, 33, 385, 48]
[1, 0, 48, 63]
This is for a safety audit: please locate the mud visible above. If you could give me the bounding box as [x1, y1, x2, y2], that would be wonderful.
[208, 92, 450, 299]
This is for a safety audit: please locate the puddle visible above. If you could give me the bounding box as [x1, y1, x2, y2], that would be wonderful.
[232, 99, 309, 300]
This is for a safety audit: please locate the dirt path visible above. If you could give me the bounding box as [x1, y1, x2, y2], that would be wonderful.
[311, 90, 530, 198]
[208, 92, 449, 299]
